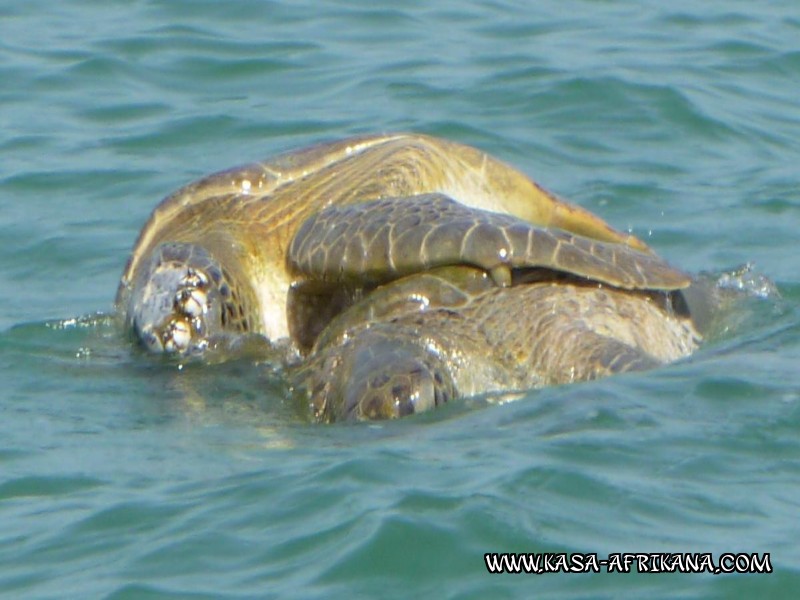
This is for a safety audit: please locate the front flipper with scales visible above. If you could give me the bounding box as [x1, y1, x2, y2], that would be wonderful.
[288, 193, 690, 292]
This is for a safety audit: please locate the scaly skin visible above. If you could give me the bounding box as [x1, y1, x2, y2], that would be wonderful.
[288, 194, 690, 291]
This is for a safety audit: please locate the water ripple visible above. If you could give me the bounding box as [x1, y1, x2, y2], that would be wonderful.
[2, 0, 799, 598]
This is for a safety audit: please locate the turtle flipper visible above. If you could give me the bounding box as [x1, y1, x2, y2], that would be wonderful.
[293, 327, 456, 422]
[288, 193, 690, 291]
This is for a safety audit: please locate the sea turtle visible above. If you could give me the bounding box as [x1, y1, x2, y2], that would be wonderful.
[116, 133, 704, 422]
[290, 263, 717, 421]
[116, 133, 661, 356]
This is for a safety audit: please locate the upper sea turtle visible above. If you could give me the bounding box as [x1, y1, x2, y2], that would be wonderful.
[117, 133, 669, 356]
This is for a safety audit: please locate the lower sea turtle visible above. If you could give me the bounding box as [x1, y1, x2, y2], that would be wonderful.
[291, 263, 716, 421]
[117, 133, 710, 421]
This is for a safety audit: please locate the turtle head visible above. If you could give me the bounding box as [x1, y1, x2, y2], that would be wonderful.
[297, 328, 456, 421]
[127, 242, 233, 355]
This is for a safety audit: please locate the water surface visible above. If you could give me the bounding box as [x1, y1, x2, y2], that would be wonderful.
[1, 1, 799, 597]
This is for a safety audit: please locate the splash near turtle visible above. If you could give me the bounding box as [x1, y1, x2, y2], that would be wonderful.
[117, 133, 719, 421]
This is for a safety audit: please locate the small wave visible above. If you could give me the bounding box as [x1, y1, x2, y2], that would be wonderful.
[714, 262, 780, 300]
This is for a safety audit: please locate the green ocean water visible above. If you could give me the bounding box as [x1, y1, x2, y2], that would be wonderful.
[1, 0, 799, 597]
